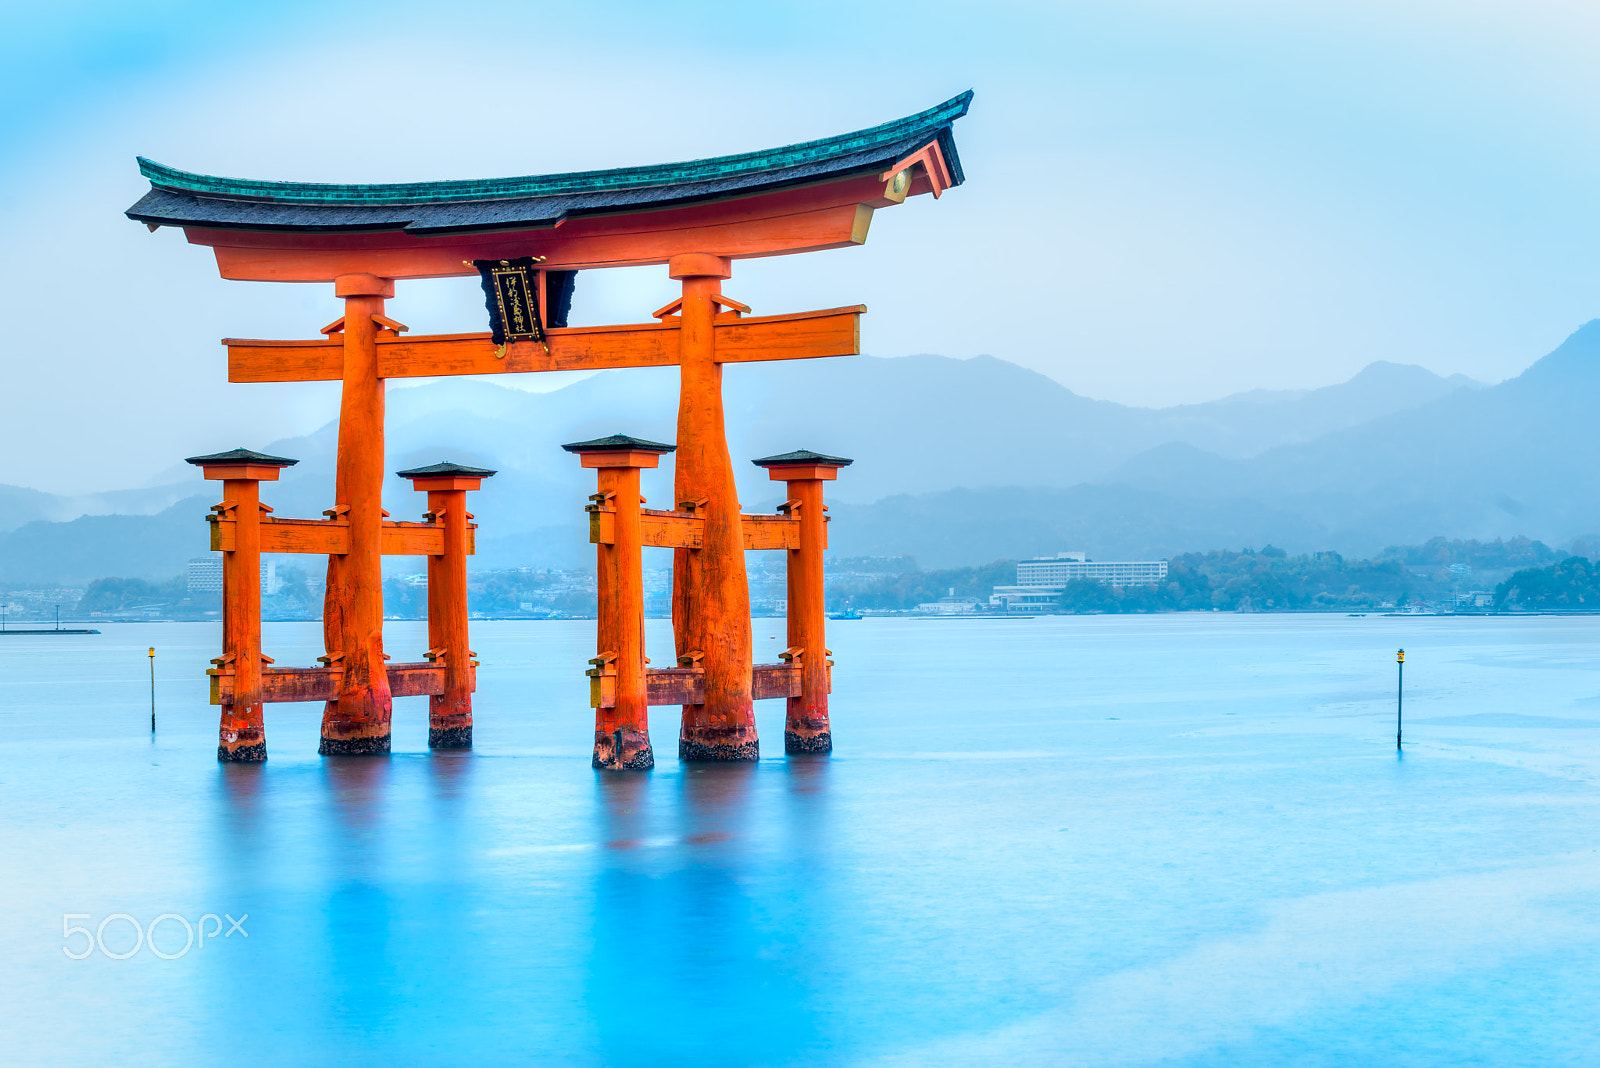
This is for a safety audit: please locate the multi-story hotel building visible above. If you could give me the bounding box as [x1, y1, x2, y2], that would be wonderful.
[989, 552, 1169, 613]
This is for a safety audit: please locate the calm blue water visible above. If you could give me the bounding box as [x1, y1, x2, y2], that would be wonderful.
[2, 614, 1598, 1066]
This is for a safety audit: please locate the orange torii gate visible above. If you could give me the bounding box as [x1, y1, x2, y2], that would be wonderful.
[127, 92, 970, 763]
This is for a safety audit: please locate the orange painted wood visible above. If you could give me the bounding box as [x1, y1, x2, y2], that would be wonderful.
[644, 667, 704, 707]
[194, 462, 293, 482]
[619, 665, 805, 706]
[577, 450, 669, 471]
[589, 464, 652, 767]
[209, 516, 468, 556]
[218, 477, 265, 758]
[751, 663, 805, 701]
[714, 308, 861, 364]
[223, 306, 864, 383]
[672, 267, 758, 760]
[424, 488, 475, 745]
[320, 289, 393, 752]
[380, 521, 448, 556]
[740, 514, 800, 551]
[638, 509, 703, 549]
[211, 662, 463, 704]
[187, 177, 890, 281]
[779, 474, 834, 750]
[266, 518, 350, 554]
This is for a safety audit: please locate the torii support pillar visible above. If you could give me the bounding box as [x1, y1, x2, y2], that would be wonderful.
[398, 462, 495, 750]
[753, 450, 852, 753]
[186, 447, 299, 762]
[669, 253, 758, 762]
[321, 272, 396, 756]
[564, 434, 676, 770]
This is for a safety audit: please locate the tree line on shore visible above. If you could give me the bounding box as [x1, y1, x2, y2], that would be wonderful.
[29, 535, 1600, 619]
[825, 537, 1594, 613]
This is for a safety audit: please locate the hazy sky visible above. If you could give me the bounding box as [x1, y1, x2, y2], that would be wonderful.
[5, 0, 1600, 493]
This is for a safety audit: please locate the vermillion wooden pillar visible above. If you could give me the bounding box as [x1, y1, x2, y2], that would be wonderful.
[754, 450, 852, 752]
[669, 253, 757, 761]
[186, 448, 298, 762]
[564, 434, 675, 769]
[399, 462, 495, 749]
[321, 273, 395, 755]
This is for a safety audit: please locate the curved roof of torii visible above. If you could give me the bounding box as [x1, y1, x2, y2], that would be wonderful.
[125, 92, 971, 237]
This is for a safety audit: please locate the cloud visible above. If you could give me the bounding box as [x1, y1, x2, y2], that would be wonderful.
[8, 1, 1600, 490]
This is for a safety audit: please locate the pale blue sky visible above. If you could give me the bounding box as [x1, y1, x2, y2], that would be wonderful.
[5, 0, 1600, 491]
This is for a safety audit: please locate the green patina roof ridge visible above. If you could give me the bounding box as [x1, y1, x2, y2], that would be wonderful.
[137, 92, 972, 206]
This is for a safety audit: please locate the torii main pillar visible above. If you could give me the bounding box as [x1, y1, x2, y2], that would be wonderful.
[669, 253, 757, 761]
[320, 272, 394, 755]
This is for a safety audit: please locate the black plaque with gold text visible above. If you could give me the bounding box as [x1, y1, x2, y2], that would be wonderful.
[473, 257, 546, 345]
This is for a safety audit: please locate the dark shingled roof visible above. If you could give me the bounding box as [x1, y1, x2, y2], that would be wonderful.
[395, 461, 498, 478]
[185, 447, 298, 467]
[125, 93, 971, 235]
[751, 449, 853, 468]
[562, 434, 676, 454]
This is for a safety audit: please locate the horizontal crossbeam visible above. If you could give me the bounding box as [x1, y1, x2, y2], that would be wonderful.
[209, 516, 475, 556]
[209, 662, 474, 704]
[588, 509, 802, 550]
[740, 514, 802, 551]
[224, 306, 863, 383]
[588, 663, 825, 709]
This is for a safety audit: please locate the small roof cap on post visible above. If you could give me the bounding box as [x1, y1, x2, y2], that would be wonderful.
[752, 449, 852, 468]
[185, 447, 298, 467]
[185, 446, 297, 481]
[563, 433, 675, 469]
[396, 461, 497, 479]
[752, 448, 852, 481]
[396, 460, 496, 491]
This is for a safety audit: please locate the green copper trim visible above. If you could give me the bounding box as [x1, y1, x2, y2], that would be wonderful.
[138, 92, 972, 207]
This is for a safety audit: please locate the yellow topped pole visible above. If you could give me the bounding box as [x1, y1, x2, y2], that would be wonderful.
[1396, 648, 1405, 750]
[149, 647, 156, 732]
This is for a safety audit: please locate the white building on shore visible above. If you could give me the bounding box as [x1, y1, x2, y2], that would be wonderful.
[188, 556, 280, 596]
[989, 552, 1169, 613]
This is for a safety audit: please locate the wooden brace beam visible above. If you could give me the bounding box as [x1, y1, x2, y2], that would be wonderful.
[224, 306, 864, 383]
[589, 663, 826, 709]
[210, 661, 474, 704]
[210, 515, 476, 556]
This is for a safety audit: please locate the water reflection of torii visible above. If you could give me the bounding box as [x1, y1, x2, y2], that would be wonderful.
[125, 92, 972, 764]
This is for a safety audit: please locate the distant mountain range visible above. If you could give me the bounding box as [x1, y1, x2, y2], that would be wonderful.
[6, 321, 1598, 581]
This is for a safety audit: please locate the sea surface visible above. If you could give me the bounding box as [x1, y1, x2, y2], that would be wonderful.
[2, 614, 1598, 1066]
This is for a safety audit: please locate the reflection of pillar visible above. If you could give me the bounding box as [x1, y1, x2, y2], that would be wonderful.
[752, 450, 852, 753]
[564, 434, 675, 770]
[321, 273, 395, 755]
[187, 447, 298, 762]
[669, 253, 756, 762]
[398, 462, 495, 749]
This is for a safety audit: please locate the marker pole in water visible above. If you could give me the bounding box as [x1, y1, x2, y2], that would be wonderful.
[1396, 648, 1405, 750]
[149, 648, 156, 732]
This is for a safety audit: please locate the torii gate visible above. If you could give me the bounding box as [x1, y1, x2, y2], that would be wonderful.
[127, 91, 971, 763]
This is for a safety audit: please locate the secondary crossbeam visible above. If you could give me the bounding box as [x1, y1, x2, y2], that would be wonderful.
[224, 305, 864, 383]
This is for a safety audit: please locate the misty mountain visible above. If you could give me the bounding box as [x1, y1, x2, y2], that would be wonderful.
[0, 348, 1477, 531]
[822, 320, 1600, 566]
[1090, 320, 1600, 555]
[0, 495, 210, 584]
[10, 329, 1585, 582]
